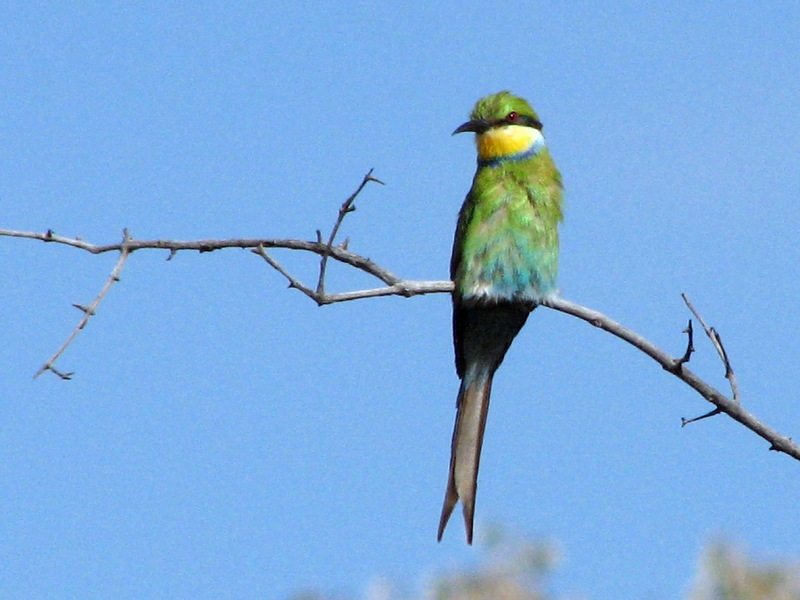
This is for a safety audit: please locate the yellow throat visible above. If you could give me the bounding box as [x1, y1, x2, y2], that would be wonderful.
[476, 124, 544, 162]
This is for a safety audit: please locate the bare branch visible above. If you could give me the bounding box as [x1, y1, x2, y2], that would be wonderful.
[316, 168, 384, 295]
[3, 171, 797, 462]
[253, 245, 320, 303]
[33, 229, 133, 379]
[682, 294, 741, 403]
[676, 320, 694, 368]
[682, 408, 722, 427]
[254, 245, 449, 305]
[542, 296, 800, 460]
[0, 229, 406, 282]
[313, 280, 451, 303]
[0, 229, 400, 285]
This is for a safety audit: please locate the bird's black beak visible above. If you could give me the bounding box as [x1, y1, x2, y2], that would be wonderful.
[452, 119, 489, 135]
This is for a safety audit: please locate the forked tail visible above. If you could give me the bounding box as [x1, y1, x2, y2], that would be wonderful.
[437, 370, 493, 544]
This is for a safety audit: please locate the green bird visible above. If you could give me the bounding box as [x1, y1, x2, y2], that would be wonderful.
[438, 91, 563, 544]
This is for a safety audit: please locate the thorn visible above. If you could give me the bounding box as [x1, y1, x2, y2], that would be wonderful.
[316, 230, 323, 243]
[47, 365, 74, 380]
[365, 168, 385, 186]
[671, 319, 694, 370]
[44, 229, 54, 240]
[339, 237, 350, 250]
[167, 249, 177, 261]
[681, 407, 721, 427]
[72, 303, 95, 315]
[768, 438, 790, 452]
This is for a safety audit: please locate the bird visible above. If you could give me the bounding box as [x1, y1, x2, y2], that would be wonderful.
[438, 91, 563, 544]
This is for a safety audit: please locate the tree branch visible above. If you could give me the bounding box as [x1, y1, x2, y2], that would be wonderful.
[32, 229, 134, 379]
[253, 244, 449, 305]
[316, 167, 384, 295]
[682, 293, 741, 403]
[541, 297, 799, 460]
[2, 170, 797, 462]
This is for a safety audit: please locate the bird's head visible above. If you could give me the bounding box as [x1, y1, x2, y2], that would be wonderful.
[454, 91, 545, 164]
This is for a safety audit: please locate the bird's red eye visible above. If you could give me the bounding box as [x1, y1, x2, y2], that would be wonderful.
[507, 111, 519, 122]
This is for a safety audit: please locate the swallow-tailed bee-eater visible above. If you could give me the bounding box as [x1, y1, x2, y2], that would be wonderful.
[438, 91, 563, 544]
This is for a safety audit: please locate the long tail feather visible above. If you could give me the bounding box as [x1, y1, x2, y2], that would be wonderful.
[438, 371, 493, 544]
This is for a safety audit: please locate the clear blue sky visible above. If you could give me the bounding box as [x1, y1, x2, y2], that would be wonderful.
[2, 2, 799, 599]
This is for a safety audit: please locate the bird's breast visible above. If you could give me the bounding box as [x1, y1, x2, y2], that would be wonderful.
[455, 194, 558, 303]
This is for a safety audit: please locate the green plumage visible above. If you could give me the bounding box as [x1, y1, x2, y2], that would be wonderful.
[472, 91, 541, 124]
[438, 91, 564, 544]
[453, 152, 563, 302]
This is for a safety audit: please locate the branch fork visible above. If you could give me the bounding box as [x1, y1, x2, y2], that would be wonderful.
[32, 229, 133, 379]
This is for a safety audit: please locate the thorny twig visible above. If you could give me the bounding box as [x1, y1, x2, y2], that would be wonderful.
[252, 245, 447, 305]
[2, 171, 798, 462]
[253, 168, 405, 305]
[678, 293, 740, 426]
[541, 297, 800, 460]
[316, 168, 384, 295]
[682, 293, 741, 401]
[33, 229, 133, 379]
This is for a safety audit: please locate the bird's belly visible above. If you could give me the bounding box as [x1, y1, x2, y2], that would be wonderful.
[457, 235, 557, 303]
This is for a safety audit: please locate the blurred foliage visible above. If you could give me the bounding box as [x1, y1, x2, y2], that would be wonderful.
[690, 540, 800, 600]
[290, 529, 800, 600]
[430, 523, 561, 600]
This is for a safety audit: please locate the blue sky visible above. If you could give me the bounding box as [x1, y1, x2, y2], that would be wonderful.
[2, 2, 799, 599]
